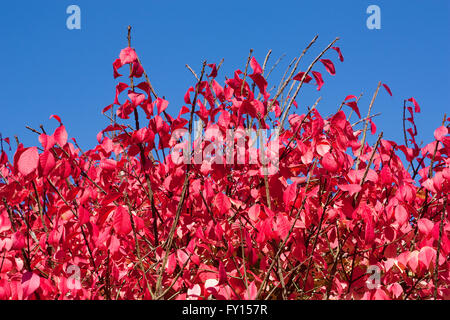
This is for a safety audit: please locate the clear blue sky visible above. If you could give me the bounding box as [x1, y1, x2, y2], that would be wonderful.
[1, 0, 448, 152]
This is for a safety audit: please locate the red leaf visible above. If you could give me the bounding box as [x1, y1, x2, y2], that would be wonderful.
[54, 125, 68, 146]
[337, 184, 361, 196]
[293, 71, 312, 83]
[407, 251, 419, 272]
[418, 246, 436, 269]
[408, 97, 420, 113]
[434, 125, 448, 141]
[418, 218, 434, 236]
[114, 82, 129, 105]
[395, 205, 408, 226]
[176, 249, 189, 267]
[102, 104, 113, 114]
[213, 193, 231, 216]
[365, 219, 375, 244]
[218, 261, 227, 285]
[155, 97, 169, 115]
[131, 61, 144, 78]
[39, 150, 56, 176]
[345, 101, 361, 118]
[331, 46, 344, 62]
[311, 71, 324, 90]
[78, 206, 90, 225]
[116, 100, 134, 119]
[321, 152, 339, 172]
[166, 253, 177, 275]
[38, 134, 55, 150]
[21, 272, 40, 298]
[113, 58, 123, 78]
[17, 147, 39, 176]
[388, 283, 403, 299]
[320, 59, 336, 75]
[382, 83, 393, 96]
[49, 114, 62, 124]
[250, 57, 262, 74]
[244, 281, 257, 300]
[184, 86, 194, 104]
[0, 210, 11, 233]
[113, 206, 132, 235]
[207, 63, 218, 78]
[369, 118, 377, 134]
[128, 91, 145, 107]
[276, 214, 290, 240]
[119, 47, 137, 64]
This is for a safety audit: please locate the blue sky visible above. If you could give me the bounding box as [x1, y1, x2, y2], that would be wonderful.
[0, 0, 448, 152]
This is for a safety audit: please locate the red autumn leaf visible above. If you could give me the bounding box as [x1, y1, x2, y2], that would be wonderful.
[116, 100, 135, 119]
[331, 46, 344, 62]
[293, 71, 312, 83]
[369, 118, 377, 134]
[365, 218, 375, 244]
[248, 204, 261, 221]
[434, 125, 448, 141]
[0, 211, 11, 233]
[184, 86, 194, 104]
[408, 97, 421, 113]
[311, 71, 324, 90]
[54, 125, 68, 146]
[382, 83, 393, 96]
[119, 47, 138, 64]
[17, 147, 39, 176]
[345, 101, 361, 118]
[321, 152, 339, 172]
[114, 82, 129, 105]
[394, 205, 408, 226]
[407, 251, 419, 272]
[131, 61, 144, 78]
[250, 57, 262, 74]
[176, 249, 189, 267]
[166, 253, 177, 275]
[213, 192, 231, 216]
[21, 272, 40, 298]
[244, 281, 258, 300]
[418, 218, 434, 236]
[337, 184, 361, 196]
[102, 104, 113, 114]
[113, 58, 123, 78]
[218, 261, 227, 285]
[418, 246, 436, 269]
[12, 231, 26, 250]
[38, 134, 55, 150]
[39, 150, 55, 176]
[249, 57, 269, 100]
[128, 91, 145, 107]
[207, 63, 218, 78]
[320, 59, 336, 75]
[113, 206, 132, 235]
[49, 114, 62, 124]
[276, 214, 290, 240]
[155, 97, 169, 115]
[388, 283, 403, 299]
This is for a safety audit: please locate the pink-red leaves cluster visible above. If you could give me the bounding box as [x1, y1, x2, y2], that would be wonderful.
[0, 38, 448, 301]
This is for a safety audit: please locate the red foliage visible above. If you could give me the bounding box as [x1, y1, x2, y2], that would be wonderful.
[0, 35, 449, 300]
